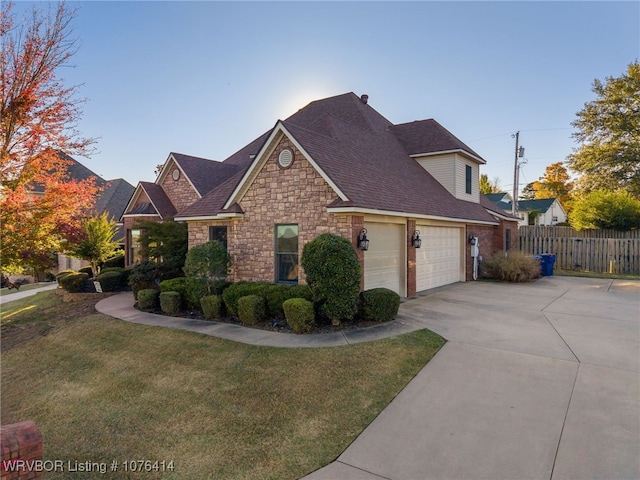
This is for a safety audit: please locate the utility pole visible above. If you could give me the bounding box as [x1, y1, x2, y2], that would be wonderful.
[511, 132, 524, 216]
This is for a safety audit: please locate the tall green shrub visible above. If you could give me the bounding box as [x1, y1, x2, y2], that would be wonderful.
[301, 233, 361, 325]
[183, 240, 232, 294]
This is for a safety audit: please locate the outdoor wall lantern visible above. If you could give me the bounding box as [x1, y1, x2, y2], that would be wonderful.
[357, 228, 369, 251]
[411, 230, 422, 248]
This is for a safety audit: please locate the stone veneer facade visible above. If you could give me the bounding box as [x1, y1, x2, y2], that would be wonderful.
[189, 136, 358, 284]
[159, 165, 200, 212]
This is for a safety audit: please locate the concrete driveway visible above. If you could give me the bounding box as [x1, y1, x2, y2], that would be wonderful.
[304, 276, 639, 480]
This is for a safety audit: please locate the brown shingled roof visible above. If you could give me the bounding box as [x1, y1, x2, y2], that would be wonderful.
[139, 181, 177, 218]
[169, 152, 243, 196]
[176, 92, 496, 224]
[390, 119, 485, 162]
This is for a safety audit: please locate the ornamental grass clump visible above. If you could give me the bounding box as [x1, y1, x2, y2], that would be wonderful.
[283, 298, 316, 333]
[482, 251, 541, 282]
[301, 233, 361, 326]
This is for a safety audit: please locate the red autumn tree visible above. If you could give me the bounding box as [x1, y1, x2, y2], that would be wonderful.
[0, 1, 98, 274]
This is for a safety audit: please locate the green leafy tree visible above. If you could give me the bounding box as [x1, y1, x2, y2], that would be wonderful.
[135, 218, 188, 274]
[301, 233, 361, 325]
[479, 174, 501, 194]
[183, 240, 232, 294]
[70, 212, 119, 277]
[567, 62, 640, 197]
[533, 162, 574, 210]
[569, 190, 640, 231]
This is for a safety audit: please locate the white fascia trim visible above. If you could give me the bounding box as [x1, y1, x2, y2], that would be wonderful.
[121, 185, 143, 221]
[410, 149, 486, 165]
[223, 122, 348, 210]
[174, 213, 244, 222]
[157, 154, 202, 198]
[486, 209, 519, 222]
[122, 214, 160, 218]
[327, 206, 499, 225]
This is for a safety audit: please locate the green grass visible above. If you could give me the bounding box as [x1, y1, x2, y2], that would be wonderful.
[1, 291, 445, 480]
[554, 269, 640, 281]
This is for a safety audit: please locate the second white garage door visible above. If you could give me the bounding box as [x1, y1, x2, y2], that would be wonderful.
[363, 222, 405, 296]
[416, 226, 462, 292]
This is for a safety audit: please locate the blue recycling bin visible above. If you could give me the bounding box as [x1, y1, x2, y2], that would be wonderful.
[539, 254, 556, 276]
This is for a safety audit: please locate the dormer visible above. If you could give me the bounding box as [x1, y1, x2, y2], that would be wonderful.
[390, 119, 485, 203]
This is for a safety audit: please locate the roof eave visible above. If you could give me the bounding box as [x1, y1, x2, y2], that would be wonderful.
[326, 206, 498, 225]
[410, 149, 486, 164]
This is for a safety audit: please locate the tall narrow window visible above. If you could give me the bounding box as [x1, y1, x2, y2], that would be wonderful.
[275, 225, 298, 284]
[465, 165, 472, 194]
[505, 229, 511, 251]
[129, 229, 142, 265]
[209, 226, 228, 250]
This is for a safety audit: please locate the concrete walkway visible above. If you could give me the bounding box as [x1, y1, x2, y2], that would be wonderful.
[0, 283, 58, 306]
[95, 276, 640, 479]
[95, 291, 425, 348]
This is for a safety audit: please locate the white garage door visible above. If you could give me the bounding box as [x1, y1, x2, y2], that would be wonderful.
[363, 222, 404, 296]
[416, 226, 462, 291]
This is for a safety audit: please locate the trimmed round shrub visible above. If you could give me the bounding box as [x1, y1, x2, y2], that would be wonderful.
[301, 233, 361, 324]
[96, 271, 122, 292]
[283, 298, 316, 333]
[79, 266, 94, 277]
[58, 272, 89, 293]
[183, 240, 232, 283]
[137, 289, 159, 310]
[264, 284, 315, 319]
[102, 253, 125, 269]
[160, 291, 181, 315]
[237, 295, 266, 326]
[56, 270, 76, 282]
[159, 277, 211, 310]
[222, 282, 271, 317]
[100, 267, 130, 287]
[201, 295, 224, 320]
[358, 288, 401, 322]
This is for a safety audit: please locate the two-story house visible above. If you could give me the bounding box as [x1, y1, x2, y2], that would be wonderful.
[123, 92, 518, 297]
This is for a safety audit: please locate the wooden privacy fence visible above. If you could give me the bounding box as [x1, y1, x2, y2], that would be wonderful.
[518, 226, 640, 274]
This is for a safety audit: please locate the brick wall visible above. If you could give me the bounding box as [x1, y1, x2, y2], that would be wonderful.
[189, 136, 352, 284]
[1, 421, 42, 479]
[465, 219, 518, 280]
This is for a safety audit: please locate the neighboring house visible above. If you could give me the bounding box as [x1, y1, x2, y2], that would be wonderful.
[52, 155, 134, 272]
[124, 92, 519, 297]
[485, 193, 567, 226]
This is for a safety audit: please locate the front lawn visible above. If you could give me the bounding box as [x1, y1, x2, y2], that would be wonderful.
[1, 291, 445, 479]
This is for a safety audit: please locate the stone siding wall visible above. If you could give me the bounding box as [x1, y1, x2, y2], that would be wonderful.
[189, 137, 352, 284]
[160, 171, 199, 213]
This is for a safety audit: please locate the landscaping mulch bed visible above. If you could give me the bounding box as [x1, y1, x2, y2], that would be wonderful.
[137, 304, 387, 335]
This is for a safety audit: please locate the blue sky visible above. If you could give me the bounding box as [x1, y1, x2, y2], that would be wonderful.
[16, 1, 640, 192]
